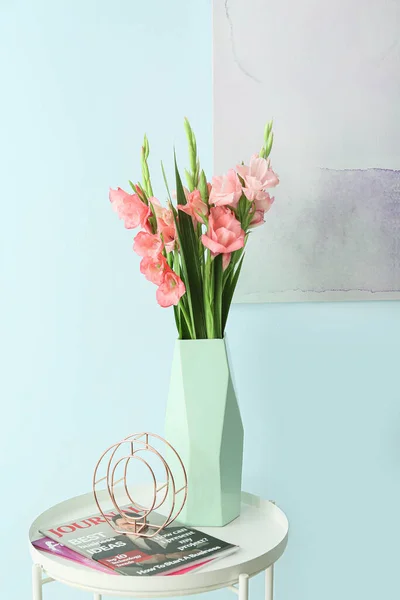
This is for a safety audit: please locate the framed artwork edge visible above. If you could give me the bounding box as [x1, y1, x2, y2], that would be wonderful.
[233, 290, 400, 304]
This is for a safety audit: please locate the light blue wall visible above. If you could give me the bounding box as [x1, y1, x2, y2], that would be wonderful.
[1, 2, 399, 599]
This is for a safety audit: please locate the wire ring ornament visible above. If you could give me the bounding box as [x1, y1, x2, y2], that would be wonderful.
[93, 432, 187, 538]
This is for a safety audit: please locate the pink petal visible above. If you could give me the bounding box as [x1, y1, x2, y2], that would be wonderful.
[201, 233, 226, 255]
[225, 235, 245, 253]
[222, 253, 231, 270]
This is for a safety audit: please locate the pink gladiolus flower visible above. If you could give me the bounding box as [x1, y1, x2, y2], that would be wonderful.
[150, 198, 171, 223]
[249, 209, 265, 228]
[244, 188, 274, 212]
[158, 218, 176, 253]
[236, 156, 279, 191]
[133, 231, 163, 258]
[201, 206, 245, 256]
[258, 193, 274, 212]
[208, 169, 243, 208]
[248, 195, 275, 228]
[149, 199, 177, 253]
[140, 254, 169, 285]
[156, 271, 186, 308]
[109, 187, 150, 229]
[148, 196, 160, 208]
[178, 189, 209, 224]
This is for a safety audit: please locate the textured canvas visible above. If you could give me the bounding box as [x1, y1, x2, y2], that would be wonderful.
[213, 0, 400, 302]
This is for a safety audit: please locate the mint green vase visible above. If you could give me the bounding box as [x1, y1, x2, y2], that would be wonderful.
[165, 338, 244, 527]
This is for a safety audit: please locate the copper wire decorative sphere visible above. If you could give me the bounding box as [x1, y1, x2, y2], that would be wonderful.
[93, 432, 187, 538]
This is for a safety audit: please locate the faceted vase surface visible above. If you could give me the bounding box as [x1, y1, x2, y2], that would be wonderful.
[165, 338, 244, 526]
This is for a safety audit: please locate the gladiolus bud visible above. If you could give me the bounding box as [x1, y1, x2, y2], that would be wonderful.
[184, 118, 198, 184]
[264, 131, 274, 158]
[199, 170, 209, 202]
[264, 120, 273, 144]
[185, 169, 195, 192]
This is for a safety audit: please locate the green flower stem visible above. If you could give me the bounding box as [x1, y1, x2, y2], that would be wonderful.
[203, 250, 214, 338]
[213, 254, 223, 338]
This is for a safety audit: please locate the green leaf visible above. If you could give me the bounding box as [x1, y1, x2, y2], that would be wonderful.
[173, 305, 182, 339]
[178, 306, 191, 339]
[172, 154, 207, 338]
[221, 254, 245, 334]
[178, 298, 194, 339]
[175, 155, 188, 206]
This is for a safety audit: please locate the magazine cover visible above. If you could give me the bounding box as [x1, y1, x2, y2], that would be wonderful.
[32, 535, 213, 576]
[41, 506, 237, 576]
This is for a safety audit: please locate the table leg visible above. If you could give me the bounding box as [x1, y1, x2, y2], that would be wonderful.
[265, 565, 274, 600]
[32, 564, 43, 600]
[239, 574, 249, 600]
[93, 595, 102, 600]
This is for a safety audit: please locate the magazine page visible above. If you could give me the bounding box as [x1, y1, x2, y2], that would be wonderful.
[41, 506, 237, 576]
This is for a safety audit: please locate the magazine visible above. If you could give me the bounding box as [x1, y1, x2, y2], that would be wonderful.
[41, 505, 237, 576]
[32, 535, 213, 576]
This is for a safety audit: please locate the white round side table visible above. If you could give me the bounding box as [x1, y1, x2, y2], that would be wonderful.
[29, 490, 288, 600]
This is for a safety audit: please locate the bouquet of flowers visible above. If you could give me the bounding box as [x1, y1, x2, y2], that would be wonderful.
[109, 119, 278, 339]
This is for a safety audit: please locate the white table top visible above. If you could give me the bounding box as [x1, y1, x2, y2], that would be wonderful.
[29, 489, 289, 597]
